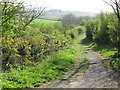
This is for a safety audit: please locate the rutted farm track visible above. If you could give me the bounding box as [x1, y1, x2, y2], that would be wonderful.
[41, 40, 120, 88]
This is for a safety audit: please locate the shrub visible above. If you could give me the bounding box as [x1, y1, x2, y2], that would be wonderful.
[2, 34, 73, 70]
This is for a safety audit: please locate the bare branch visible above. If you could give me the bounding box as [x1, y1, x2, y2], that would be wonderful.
[103, 0, 112, 6]
[22, 7, 46, 28]
[103, 0, 118, 15]
[1, 0, 46, 37]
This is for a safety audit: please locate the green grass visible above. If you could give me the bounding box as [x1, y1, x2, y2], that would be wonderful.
[81, 36, 120, 70]
[1, 49, 76, 88]
[89, 43, 117, 58]
[76, 44, 89, 73]
[33, 19, 58, 24]
[89, 43, 119, 70]
[81, 36, 117, 58]
[73, 32, 89, 73]
[88, 43, 119, 69]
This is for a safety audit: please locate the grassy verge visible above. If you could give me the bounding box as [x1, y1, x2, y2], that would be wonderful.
[76, 44, 89, 73]
[81, 37, 120, 70]
[1, 48, 76, 88]
[73, 31, 89, 73]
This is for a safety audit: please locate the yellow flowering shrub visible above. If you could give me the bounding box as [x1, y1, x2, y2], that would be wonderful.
[2, 34, 73, 70]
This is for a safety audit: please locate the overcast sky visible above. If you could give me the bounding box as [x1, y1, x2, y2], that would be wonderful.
[25, 0, 112, 13]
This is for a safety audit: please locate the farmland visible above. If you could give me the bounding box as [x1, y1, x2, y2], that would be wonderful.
[33, 19, 58, 24]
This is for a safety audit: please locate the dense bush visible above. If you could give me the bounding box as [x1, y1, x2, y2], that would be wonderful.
[84, 12, 118, 47]
[2, 30, 74, 70]
[85, 20, 96, 41]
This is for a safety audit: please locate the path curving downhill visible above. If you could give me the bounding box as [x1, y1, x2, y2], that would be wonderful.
[42, 40, 120, 88]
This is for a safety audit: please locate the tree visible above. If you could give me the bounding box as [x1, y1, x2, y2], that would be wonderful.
[94, 12, 110, 45]
[0, 0, 45, 38]
[103, 0, 120, 52]
[85, 20, 96, 41]
[60, 14, 76, 30]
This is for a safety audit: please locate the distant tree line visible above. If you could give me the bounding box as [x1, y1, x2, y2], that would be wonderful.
[60, 14, 93, 30]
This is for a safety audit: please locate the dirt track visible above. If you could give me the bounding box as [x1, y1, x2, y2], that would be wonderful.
[42, 42, 120, 88]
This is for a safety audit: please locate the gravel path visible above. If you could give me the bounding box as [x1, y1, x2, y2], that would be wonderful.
[42, 43, 120, 88]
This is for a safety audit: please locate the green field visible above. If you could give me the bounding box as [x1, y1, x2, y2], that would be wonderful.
[33, 19, 58, 24]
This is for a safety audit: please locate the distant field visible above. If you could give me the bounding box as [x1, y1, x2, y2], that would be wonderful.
[33, 19, 58, 24]
[39, 10, 97, 21]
